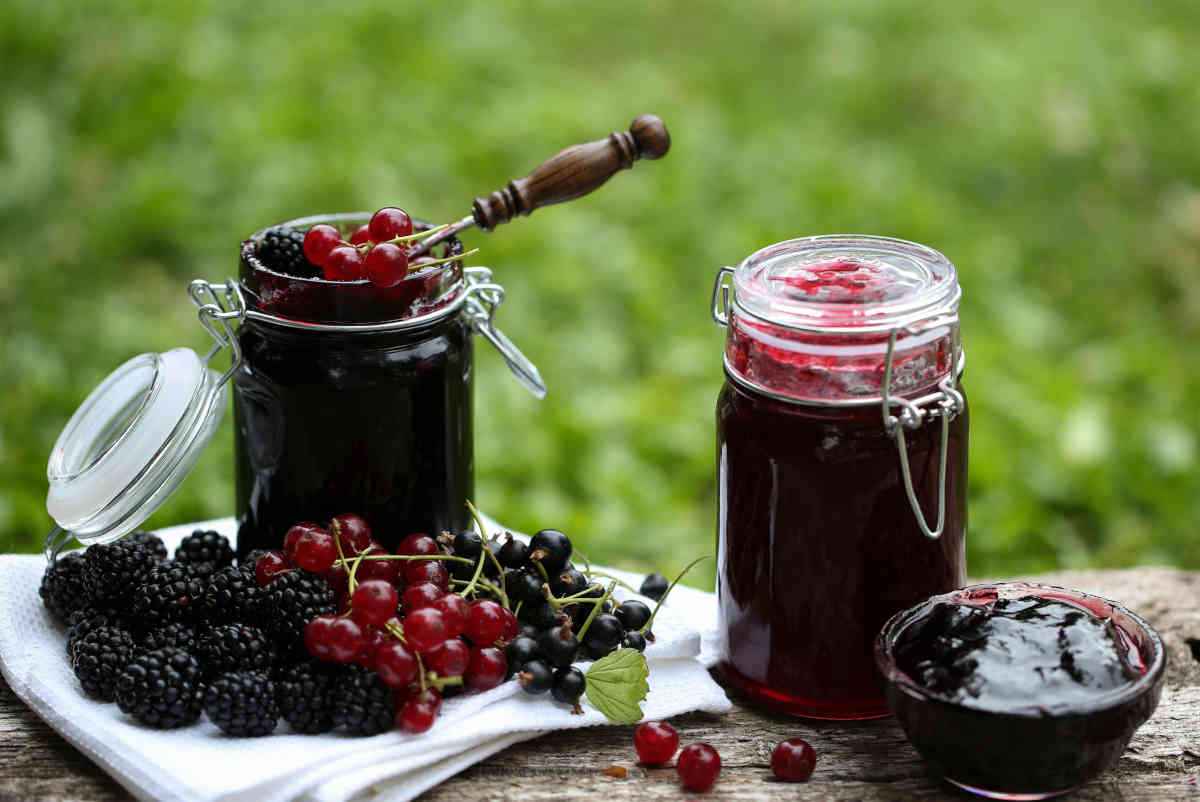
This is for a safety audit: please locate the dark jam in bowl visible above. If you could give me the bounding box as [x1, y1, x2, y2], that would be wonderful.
[876, 583, 1166, 799]
[234, 215, 473, 556]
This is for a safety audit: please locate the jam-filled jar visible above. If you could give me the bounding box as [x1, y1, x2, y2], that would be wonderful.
[711, 235, 968, 720]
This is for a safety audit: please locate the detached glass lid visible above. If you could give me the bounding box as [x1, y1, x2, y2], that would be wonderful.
[43, 282, 243, 556]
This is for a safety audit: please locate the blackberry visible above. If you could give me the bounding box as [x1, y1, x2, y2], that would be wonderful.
[331, 666, 394, 736]
[40, 552, 91, 624]
[72, 625, 135, 701]
[199, 564, 263, 625]
[275, 661, 338, 734]
[131, 562, 205, 627]
[261, 571, 335, 651]
[140, 621, 201, 654]
[116, 647, 205, 729]
[203, 671, 278, 737]
[257, 226, 319, 278]
[67, 605, 130, 660]
[174, 530, 234, 576]
[82, 533, 166, 604]
[196, 623, 275, 677]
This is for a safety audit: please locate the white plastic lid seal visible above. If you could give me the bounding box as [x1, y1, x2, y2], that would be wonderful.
[45, 347, 227, 547]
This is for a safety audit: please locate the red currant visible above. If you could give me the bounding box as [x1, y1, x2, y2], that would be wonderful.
[374, 640, 418, 688]
[497, 606, 520, 644]
[368, 207, 414, 242]
[283, 522, 321, 561]
[403, 559, 449, 590]
[426, 638, 469, 678]
[326, 616, 366, 663]
[324, 246, 365, 281]
[365, 242, 410, 289]
[325, 563, 350, 605]
[403, 582, 444, 613]
[255, 551, 289, 586]
[354, 546, 400, 584]
[771, 738, 816, 782]
[329, 513, 373, 555]
[349, 224, 372, 245]
[304, 614, 337, 661]
[465, 646, 507, 692]
[396, 687, 441, 734]
[293, 529, 337, 573]
[397, 533, 439, 557]
[403, 607, 448, 654]
[356, 626, 387, 669]
[433, 593, 469, 638]
[351, 579, 400, 627]
[464, 600, 507, 646]
[677, 743, 721, 792]
[303, 224, 342, 267]
[634, 721, 679, 765]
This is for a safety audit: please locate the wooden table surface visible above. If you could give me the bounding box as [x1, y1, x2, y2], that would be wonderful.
[2, 569, 1197, 801]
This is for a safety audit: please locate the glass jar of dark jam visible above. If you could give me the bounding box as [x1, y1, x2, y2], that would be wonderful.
[230, 213, 543, 557]
[711, 236, 968, 720]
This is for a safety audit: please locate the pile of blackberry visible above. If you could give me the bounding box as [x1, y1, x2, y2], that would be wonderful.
[40, 519, 672, 738]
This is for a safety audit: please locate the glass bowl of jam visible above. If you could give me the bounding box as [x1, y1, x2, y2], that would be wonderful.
[875, 582, 1166, 799]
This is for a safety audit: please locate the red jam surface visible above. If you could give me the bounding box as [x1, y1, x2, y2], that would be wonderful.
[716, 236, 966, 720]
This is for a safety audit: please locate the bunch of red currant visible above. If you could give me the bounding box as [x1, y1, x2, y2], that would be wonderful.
[301, 207, 476, 288]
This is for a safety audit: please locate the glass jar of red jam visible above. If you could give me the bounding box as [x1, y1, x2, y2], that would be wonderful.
[711, 235, 968, 720]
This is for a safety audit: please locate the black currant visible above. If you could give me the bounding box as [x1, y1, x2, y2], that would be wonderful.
[452, 531, 483, 562]
[519, 623, 540, 640]
[551, 666, 586, 706]
[519, 600, 560, 631]
[550, 566, 587, 598]
[537, 623, 579, 668]
[506, 569, 545, 604]
[505, 635, 540, 674]
[517, 659, 554, 695]
[639, 572, 669, 600]
[622, 631, 648, 652]
[614, 600, 652, 632]
[496, 536, 529, 570]
[528, 529, 572, 575]
[583, 613, 624, 652]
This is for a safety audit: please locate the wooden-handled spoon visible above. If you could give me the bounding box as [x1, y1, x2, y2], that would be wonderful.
[409, 114, 671, 257]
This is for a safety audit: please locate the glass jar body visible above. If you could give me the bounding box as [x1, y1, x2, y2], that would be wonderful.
[233, 315, 473, 557]
[715, 376, 968, 719]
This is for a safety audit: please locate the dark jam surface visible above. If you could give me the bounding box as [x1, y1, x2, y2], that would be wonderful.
[895, 596, 1146, 714]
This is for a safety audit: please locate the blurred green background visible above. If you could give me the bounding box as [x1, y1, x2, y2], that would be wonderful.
[2, 1, 1198, 584]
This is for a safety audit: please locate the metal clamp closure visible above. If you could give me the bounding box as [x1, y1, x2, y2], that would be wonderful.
[711, 266, 735, 326]
[463, 267, 547, 399]
[189, 279, 246, 387]
[881, 328, 965, 540]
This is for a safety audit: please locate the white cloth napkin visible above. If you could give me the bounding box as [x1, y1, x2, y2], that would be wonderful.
[0, 519, 729, 802]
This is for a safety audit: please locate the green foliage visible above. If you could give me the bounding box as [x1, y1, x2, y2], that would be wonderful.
[2, 1, 1198, 584]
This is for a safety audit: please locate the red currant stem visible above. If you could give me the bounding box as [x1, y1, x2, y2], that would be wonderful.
[332, 554, 473, 567]
[407, 249, 479, 274]
[583, 570, 640, 595]
[346, 549, 369, 594]
[386, 620, 407, 644]
[416, 652, 427, 692]
[640, 555, 711, 635]
[390, 223, 451, 245]
[449, 576, 509, 607]
[332, 522, 348, 564]
[575, 580, 617, 642]
[425, 674, 464, 691]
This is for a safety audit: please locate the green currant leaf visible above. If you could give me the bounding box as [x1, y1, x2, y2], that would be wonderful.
[584, 648, 650, 724]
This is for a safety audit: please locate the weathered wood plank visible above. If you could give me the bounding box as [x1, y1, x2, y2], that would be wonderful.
[0, 569, 1195, 802]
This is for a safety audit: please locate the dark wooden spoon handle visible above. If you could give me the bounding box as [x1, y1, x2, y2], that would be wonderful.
[471, 114, 670, 231]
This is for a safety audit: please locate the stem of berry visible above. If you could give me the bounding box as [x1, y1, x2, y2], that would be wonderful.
[541, 585, 606, 610]
[347, 549, 369, 594]
[460, 502, 491, 598]
[583, 570, 641, 594]
[332, 554, 474, 567]
[575, 580, 617, 642]
[407, 249, 479, 273]
[426, 674, 464, 691]
[386, 620, 407, 644]
[531, 559, 551, 585]
[640, 555, 711, 634]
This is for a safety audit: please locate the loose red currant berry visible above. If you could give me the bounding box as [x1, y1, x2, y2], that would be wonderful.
[283, 522, 322, 561]
[634, 721, 679, 765]
[465, 646, 507, 692]
[397, 533, 439, 557]
[303, 224, 342, 267]
[403, 582, 444, 613]
[433, 593, 469, 638]
[426, 638, 470, 678]
[677, 743, 721, 792]
[323, 246, 365, 281]
[403, 608, 448, 654]
[351, 579, 400, 627]
[356, 626, 387, 669]
[294, 529, 337, 573]
[771, 738, 816, 782]
[255, 551, 289, 586]
[354, 546, 400, 585]
[349, 224, 372, 245]
[464, 600, 507, 646]
[403, 559, 449, 590]
[368, 207, 414, 243]
[304, 614, 338, 661]
[365, 242, 410, 289]
[396, 687, 440, 734]
[327, 616, 366, 663]
[374, 640, 418, 688]
[329, 513, 373, 556]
